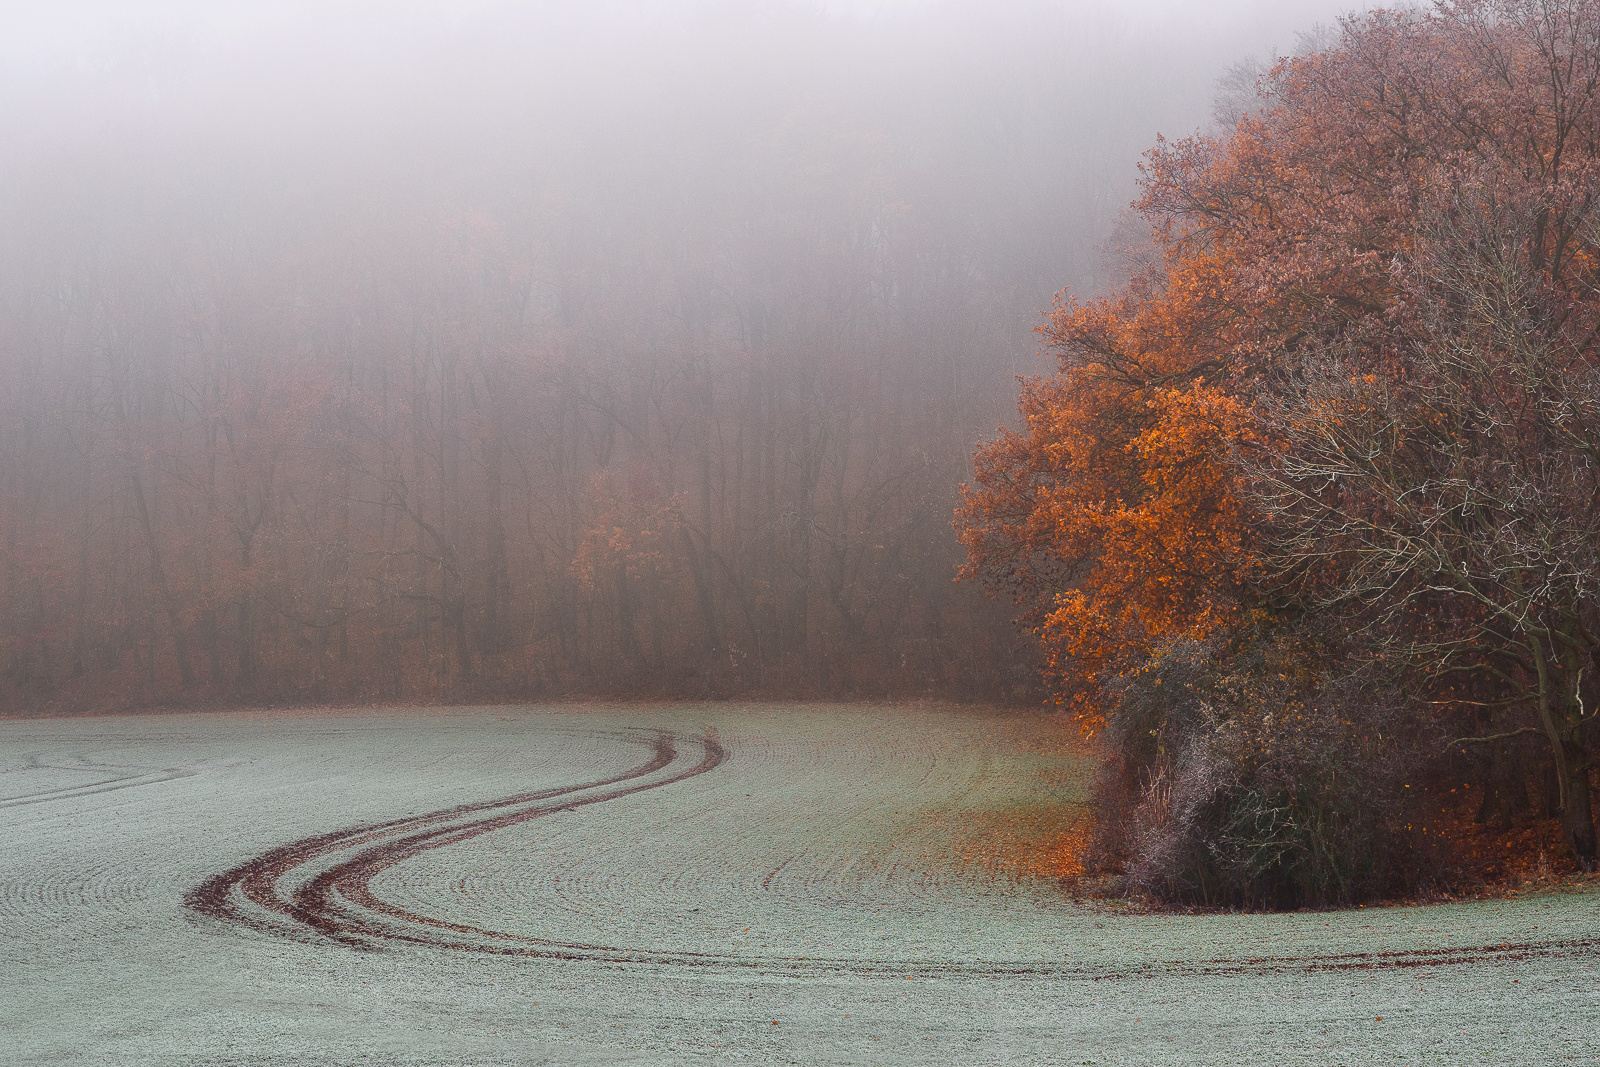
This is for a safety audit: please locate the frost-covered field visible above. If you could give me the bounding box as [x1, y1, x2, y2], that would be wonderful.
[2, 704, 1595, 1065]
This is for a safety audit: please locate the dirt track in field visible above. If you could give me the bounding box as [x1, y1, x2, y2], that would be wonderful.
[0, 752, 199, 808]
[181, 721, 1598, 979]
[188, 728, 723, 956]
[4, 704, 1598, 1065]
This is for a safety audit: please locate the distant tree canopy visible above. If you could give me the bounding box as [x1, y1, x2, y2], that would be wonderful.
[0, 140, 1038, 709]
[958, 0, 1600, 888]
[3, 4, 1300, 712]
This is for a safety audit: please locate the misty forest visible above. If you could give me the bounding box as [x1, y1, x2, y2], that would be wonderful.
[4, 2, 1599, 1065]
[0, 1, 1197, 707]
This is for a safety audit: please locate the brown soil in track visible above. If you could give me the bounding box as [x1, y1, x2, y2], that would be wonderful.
[294, 729, 728, 959]
[185, 728, 700, 948]
[183, 721, 1598, 979]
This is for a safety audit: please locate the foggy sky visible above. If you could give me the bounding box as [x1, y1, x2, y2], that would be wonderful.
[3, 1, 1367, 298]
[5, 1, 1363, 144]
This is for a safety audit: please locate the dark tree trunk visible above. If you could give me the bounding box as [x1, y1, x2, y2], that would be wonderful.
[128, 470, 195, 691]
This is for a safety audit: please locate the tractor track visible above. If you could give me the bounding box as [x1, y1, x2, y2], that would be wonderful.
[185, 728, 721, 951]
[0, 754, 199, 808]
[180, 722, 1600, 979]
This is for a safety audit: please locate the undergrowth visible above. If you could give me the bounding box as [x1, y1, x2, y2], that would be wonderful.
[1086, 626, 1441, 910]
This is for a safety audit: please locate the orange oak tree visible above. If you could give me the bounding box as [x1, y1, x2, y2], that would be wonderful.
[959, 0, 1600, 866]
[955, 270, 1251, 725]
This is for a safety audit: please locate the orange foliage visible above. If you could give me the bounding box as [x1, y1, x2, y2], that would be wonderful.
[571, 467, 684, 594]
[959, 1, 1600, 725]
[953, 808, 1090, 884]
[959, 1, 1600, 875]
[956, 266, 1252, 727]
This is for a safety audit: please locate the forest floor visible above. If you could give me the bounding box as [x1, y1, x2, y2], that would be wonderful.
[2, 702, 1596, 1065]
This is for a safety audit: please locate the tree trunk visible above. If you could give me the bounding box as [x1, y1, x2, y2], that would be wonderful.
[236, 599, 258, 690]
[1560, 761, 1597, 870]
[128, 470, 196, 691]
[1534, 643, 1598, 869]
[236, 537, 258, 691]
[450, 595, 473, 688]
[482, 419, 508, 656]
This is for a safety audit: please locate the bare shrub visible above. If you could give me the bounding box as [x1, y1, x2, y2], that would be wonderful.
[1090, 624, 1438, 909]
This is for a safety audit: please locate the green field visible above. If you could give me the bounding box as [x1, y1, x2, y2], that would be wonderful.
[2, 704, 1594, 1064]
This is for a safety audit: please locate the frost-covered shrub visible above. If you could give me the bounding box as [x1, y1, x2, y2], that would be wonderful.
[1090, 627, 1434, 909]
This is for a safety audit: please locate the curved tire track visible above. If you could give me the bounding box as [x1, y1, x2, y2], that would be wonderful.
[186, 728, 724, 956]
[184, 723, 1599, 977]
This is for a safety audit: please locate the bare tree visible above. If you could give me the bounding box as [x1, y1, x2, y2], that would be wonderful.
[1246, 168, 1600, 866]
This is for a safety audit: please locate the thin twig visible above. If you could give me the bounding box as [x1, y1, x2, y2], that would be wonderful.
[1444, 725, 1544, 749]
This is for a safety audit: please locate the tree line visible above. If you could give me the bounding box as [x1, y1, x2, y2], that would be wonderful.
[0, 169, 1043, 707]
[4, 2, 1320, 712]
[960, 0, 1600, 900]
